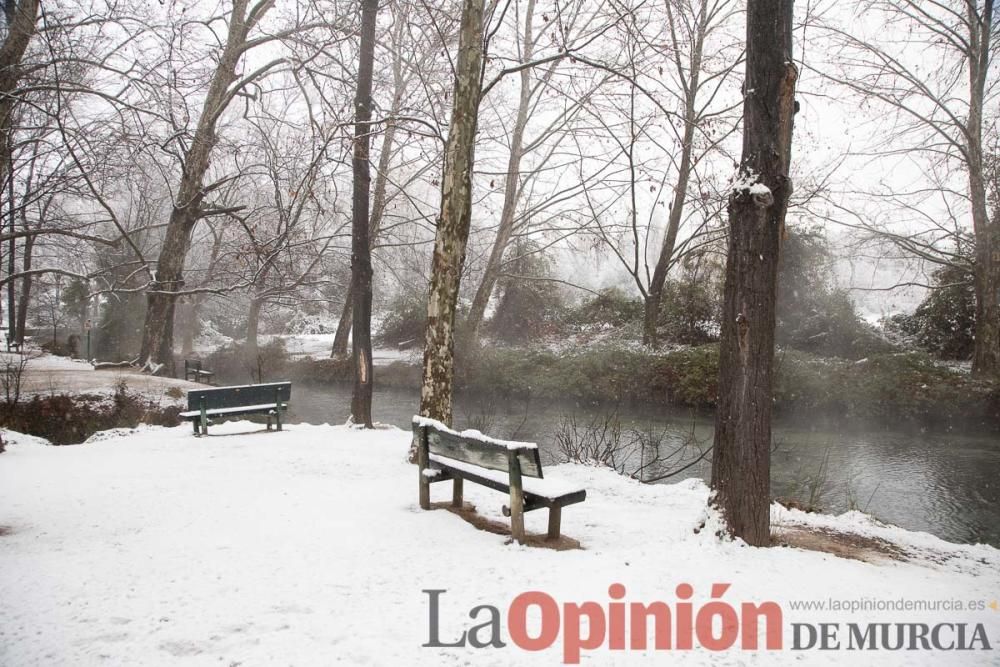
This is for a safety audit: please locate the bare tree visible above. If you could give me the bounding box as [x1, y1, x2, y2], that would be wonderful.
[350, 0, 378, 427]
[0, 0, 39, 337]
[137, 0, 342, 375]
[710, 0, 797, 546]
[811, 0, 998, 375]
[640, 0, 742, 347]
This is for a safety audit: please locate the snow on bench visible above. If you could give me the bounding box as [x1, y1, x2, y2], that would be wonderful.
[413, 416, 587, 544]
[182, 382, 291, 436]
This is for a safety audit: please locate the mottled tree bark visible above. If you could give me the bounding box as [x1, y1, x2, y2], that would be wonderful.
[418, 0, 486, 426]
[710, 0, 797, 547]
[350, 0, 378, 427]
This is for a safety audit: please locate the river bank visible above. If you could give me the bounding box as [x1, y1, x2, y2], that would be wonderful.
[206, 341, 1000, 434]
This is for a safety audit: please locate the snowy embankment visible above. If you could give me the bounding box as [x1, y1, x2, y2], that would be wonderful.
[0, 351, 199, 406]
[1, 423, 998, 666]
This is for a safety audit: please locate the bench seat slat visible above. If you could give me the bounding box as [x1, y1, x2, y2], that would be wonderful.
[179, 402, 288, 419]
[429, 453, 585, 504]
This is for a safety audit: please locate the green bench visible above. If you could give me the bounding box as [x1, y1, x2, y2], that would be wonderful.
[181, 382, 291, 436]
[412, 416, 586, 544]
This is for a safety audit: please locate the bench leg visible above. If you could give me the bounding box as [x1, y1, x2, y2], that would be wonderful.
[193, 420, 200, 436]
[276, 410, 282, 431]
[267, 415, 272, 431]
[452, 478, 463, 508]
[509, 485, 525, 545]
[416, 429, 430, 510]
[547, 506, 562, 541]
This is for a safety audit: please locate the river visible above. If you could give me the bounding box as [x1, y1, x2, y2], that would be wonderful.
[277, 382, 1000, 548]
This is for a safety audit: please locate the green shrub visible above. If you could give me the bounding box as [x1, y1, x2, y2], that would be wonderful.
[487, 245, 564, 343]
[882, 265, 974, 361]
[377, 292, 427, 347]
[656, 280, 721, 345]
[0, 391, 180, 445]
[563, 288, 643, 328]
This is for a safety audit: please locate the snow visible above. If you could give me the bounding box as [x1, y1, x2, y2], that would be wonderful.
[1, 422, 998, 665]
[257, 333, 421, 367]
[0, 351, 198, 406]
[414, 414, 538, 449]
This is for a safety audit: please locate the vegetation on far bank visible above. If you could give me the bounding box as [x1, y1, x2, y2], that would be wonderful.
[201, 338, 998, 433]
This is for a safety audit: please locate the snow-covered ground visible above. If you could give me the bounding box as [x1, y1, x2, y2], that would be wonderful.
[0, 351, 200, 405]
[259, 333, 421, 366]
[1, 422, 997, 666]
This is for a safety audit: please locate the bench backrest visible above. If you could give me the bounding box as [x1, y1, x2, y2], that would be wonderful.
[185, 359, 202, 372]
[187, 382, 291, 411]
[412, 417, 543, 479]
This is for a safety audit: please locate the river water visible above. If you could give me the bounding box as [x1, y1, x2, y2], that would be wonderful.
[277, 382, 999, 548]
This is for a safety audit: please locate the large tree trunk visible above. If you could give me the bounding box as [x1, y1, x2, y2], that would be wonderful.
[418, 0, 486, 426]
[968, 0, 999, 377]
[350, 0, 378, 428]
[137, 0, 262, 376]
[5, 156, 13, 340]
[0, 0, 39, 343]
[463, 0, 538, 347]
[710, 0, 797, 547]
[245, 295, 263, 362]
[14, 231, 30, 343]
[331, 286, 352, 357]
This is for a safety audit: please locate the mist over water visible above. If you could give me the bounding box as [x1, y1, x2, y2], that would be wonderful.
[282, 382, 1000, 548]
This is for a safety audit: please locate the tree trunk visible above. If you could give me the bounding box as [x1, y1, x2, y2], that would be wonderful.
[137, 0, 262, 376]
[710, 0, 797, 547]
[967, 0, 999, 377]
[331, 286, 352, 357]
[5, 154, 13, 340]
[245, 296, 262, 362]
[15, 232, 30, 343]
[418, 0, 486, 427]
[463, 0, 538, 347]
[331, 25, 406, 360]
[350, 0, 378, 428]
[0, 0, 39, 343]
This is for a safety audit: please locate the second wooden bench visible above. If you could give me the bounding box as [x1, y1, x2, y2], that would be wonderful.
[412, 416, 586, 544]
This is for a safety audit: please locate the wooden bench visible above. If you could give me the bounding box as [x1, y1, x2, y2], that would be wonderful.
[184, 359, 214, 384]
[180, 381, 291, 436]
[412, 416, 586, 544]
